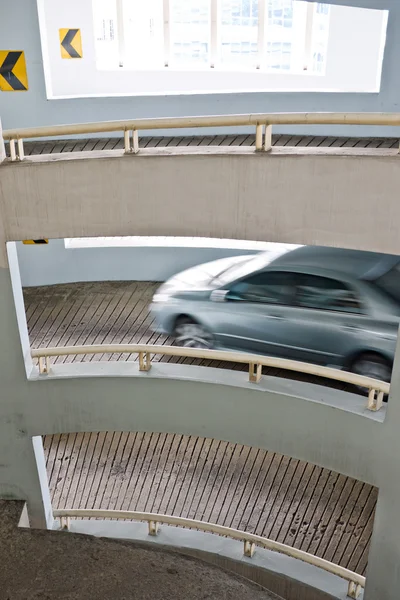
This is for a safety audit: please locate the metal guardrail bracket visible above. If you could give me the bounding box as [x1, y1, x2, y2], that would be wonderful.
[244, 540, 255, 557]
[367, 388, 384, 411]
[148, 520, 159, 536]
[123, 129, 140, 154]
[60, 516, 70, 530]
[9, 138, 25, 161]
[348, 580, 362, 599]
[249, 362, 262, 383]
[264, 125, 272, 152]
[38, 356, 50, 375]
[139, 351, 152, 372]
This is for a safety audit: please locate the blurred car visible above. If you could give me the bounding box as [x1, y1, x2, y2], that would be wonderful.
[150, 246, 400, 382]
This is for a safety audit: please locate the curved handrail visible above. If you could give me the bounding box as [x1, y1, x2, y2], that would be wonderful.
[4, 111, 400, 140]
[53, 508, 365, 598]
[31, 343, 389, 411]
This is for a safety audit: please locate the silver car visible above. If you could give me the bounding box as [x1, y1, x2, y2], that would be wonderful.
[150, 246, 400, 382]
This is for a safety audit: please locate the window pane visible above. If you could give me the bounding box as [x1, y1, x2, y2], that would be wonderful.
[266, 0, 294, 70]
[93, 0, 119, 68]
[294, 274, 362, 313]
[170, 0, 210, 65]
[311, 3, 330, 73]
[123, 0, 164, 68]
[374, 264, 400, 305]
[220, 0, 259, 67]
[229, 271, 294, 304]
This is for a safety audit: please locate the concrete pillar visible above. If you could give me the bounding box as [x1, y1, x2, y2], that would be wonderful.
[364, 333, 400, 600]
[0, 241, 52, 528]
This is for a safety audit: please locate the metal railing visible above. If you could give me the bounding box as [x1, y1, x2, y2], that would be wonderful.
[31, 343, 389, 411]
[53, 508, 365, 599]
[3, 112, 400, 161]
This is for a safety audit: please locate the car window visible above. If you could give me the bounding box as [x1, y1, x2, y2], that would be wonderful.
[228, 271, 295, 305]
[294, 274, 363, 313]
[373, 263, 400, 305]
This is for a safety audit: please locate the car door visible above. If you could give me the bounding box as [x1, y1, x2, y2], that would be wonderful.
[264, 272, 368, 366]
[210, 270, 300, 356]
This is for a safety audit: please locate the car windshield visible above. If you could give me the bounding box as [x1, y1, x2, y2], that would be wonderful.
[211, 246, 293, 287]
[374, 262, 400, 304]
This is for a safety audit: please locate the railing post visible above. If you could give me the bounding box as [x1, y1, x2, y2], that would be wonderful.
[367, 388, 384, 411]
[124, 130, 131, 154]
[132, 130, 139, 154]
[38, 356, 50, 375]
[347, 580, 362, 599]
[264, 124, 272, 151]
[148, 520, 159, 536]
[60, 516, 70, 530]
[255, 123, 263, 151]
[139, 351, 152, 372]
[17, 138, 25, 161]
[243, 540, 255, 557]
[9, 139, 17, 161]
[249, 362, 262, 383]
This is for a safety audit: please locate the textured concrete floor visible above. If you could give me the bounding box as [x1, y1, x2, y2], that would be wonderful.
[0, 501, 281, 600]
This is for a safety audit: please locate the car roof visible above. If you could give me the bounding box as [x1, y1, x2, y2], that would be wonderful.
[266, 246, 400, 280]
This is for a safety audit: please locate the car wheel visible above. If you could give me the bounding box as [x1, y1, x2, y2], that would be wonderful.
[351, 353, 392, 386]
[174, 318, 214, 350]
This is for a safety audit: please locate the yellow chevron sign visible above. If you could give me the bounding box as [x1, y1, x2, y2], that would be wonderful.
[0, 51, 28, 91]
[59, 29, 83, 59]
[23, 239, 48, 245]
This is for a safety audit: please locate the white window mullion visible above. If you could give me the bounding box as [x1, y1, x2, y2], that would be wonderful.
[303, 1, 315, 70]
[210, 0, 218, 68]
[163, 0, 171, 67]
[116, 0, 125, 67]
[257, 0, 266, 70]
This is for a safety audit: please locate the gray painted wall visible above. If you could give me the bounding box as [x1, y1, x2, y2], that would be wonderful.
[1, 0, 400, 137]
[16, 239, 263, 287]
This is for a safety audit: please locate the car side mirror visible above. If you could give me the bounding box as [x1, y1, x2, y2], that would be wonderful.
[210, 289, 228, 302]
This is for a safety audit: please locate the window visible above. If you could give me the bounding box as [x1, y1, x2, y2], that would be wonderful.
[373, 263, 400, 305]
[170, 0, 210, 65]
[92, 0, 119, 68]
[92, 0, 330, 74]
[317, 3, 329, 15]
[220, 0, 259, 67]
[123, 0, 164, 68]
[294, 274, 363, 313]
[310, 2, 330, 73]
[228, 271, 295, 304]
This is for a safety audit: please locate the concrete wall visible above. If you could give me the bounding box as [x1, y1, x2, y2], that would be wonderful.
[16, 239, 266, 287]
[0, 0, 400, 137]
[3, 149, 400, 256]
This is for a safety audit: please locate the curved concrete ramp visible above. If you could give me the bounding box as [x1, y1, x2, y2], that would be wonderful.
[44, 431, 377, 577]
[0, 501, 277, 600]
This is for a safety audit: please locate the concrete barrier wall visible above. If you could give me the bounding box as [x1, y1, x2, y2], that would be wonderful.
[3, 150, 400, 257]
